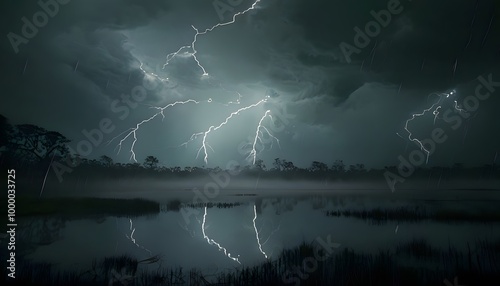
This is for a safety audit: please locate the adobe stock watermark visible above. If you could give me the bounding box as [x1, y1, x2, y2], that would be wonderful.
[385, 73, 499, 192]
[181, 102, 295, 225]
[7, 0, 71, 54]
[212, 0, 247, 21]
[339, 0, 410, 63]
[282, 235, 341, 285]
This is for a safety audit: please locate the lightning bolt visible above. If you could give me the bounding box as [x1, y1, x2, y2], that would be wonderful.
[116, 0, 280, 164]
[139, 62, 170, 82]
[115, 99, 207, 162]
[404, 93, 447, 163]
[252, 204, 280, 259]
[182, 98, 268, 164]
[162, 45, 192, 70]
[161, 0, 262, 76]
[125, 219, 153, 256]
[201, 207, 241, 264]
[454, 100, 466, 113]
[404, 90, 467, 163]
[248, 110, 280, 165]
[432, 106, 441, 124]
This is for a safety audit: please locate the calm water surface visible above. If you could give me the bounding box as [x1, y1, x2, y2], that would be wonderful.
[21, 189, 500, 274]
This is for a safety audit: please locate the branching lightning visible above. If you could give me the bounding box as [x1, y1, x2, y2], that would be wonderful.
[114, 99, 207, 162]
[125, 219, 153, 256]
[114, 0, 282, 166]
[248, 110, 280, 165]
[162, 0, 262, 76]
[202, 207, 241, 264]
[181, 98, 268, 164]
[404, 90, 467, 163]
[252, 204, 280, 259]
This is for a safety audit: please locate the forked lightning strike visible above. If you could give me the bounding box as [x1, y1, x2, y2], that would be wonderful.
[252, 204, 280, 259]
[115, 99, 206, 162]
[202, 207, 241, 264]
[161, 0, 262, 76]
[248, 110, 280, 165]
[120, 0, 278, 164]
[404, 90, 467, 163]
[125, 219, 153, 256]
[182, 98, 268, 164]
[253, 205, 268, 259]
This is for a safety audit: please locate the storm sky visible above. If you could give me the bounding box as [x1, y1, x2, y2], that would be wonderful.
[1, 0, 499, 169]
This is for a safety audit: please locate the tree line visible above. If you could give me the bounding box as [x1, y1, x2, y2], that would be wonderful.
[1, 114, 498, 183]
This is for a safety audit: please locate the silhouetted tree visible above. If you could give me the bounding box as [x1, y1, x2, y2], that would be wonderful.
[99, 155, 114, 167]
[144, 155, 159, 169]
[282, 160, 296, 172]
[210, 166, 223, 173]
[356, 163, 366, 172]
[273, 158, 282, 171]
[310, 161, 328, 172]
[8, 124, 70, 163]
[331, 160, 346, 173]
[253, 159, 266, 171]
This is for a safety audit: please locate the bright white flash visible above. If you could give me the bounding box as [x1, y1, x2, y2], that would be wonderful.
[202, 207, 241, 264]
[252, 204, 280, 259]
[181, 99, 268, 164]
[120, 0, 277, 164]
[404, 90, 466, 163]
[248, 110, 280, 165]
[162, 0, 262, 76]
[125, 219, 153, 256]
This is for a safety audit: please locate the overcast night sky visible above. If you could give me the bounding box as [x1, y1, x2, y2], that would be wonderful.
[1, 0, 499, 169]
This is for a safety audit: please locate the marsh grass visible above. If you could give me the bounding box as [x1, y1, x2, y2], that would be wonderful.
[4, 238, 499, 285]
[395, 238, 441, 260]
[160, 201, 244, 213]
[326, 206, 500, 223]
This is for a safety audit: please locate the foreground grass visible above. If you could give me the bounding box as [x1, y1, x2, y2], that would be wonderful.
[2, 197, 160, 218]
[4, 238, 499, 286]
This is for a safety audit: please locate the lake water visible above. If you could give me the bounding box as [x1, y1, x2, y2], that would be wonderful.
[20, 189, 500, 277]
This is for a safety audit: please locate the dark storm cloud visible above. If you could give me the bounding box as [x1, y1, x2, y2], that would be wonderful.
[0, 0, 170, 132]
[0, 0, 498, 168]
[291, 0, 500, 90]
[1, 0, 169, 35]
